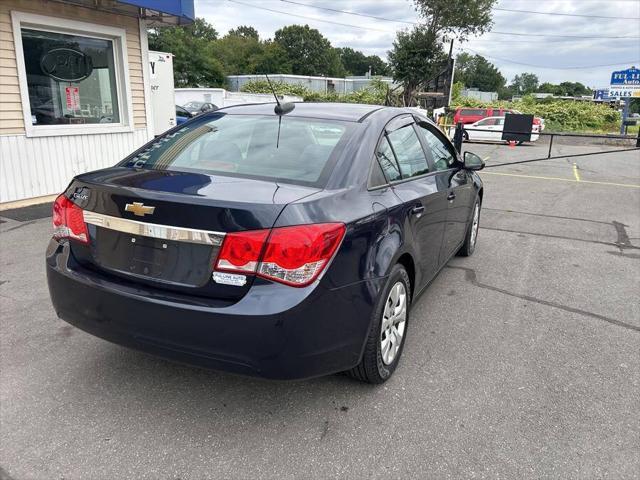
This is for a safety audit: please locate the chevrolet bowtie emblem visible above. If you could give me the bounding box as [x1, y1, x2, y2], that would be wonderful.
[124, 202, 156, 217]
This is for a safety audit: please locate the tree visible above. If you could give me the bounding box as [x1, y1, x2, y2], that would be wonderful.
[390, 0, 497, 104]
[338, 47, 368, 76]
[366, 55, 391, 76]
[253, 41, 293, 74]
[215, 32, 264, 75]
[537, 81, 591, 97]
[338, 48, 390, 76]
[274, 25, 345, 77]
[510, 72, 539, 95]
[454, 53, 505, 92]
[388, 27, 447, 105]
[148, 18, 225, 87]
[413, 0, 498, 41]
[228, 25, 259, 40]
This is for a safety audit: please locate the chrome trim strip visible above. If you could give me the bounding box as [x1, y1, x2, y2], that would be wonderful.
[83, 211, 225, 246]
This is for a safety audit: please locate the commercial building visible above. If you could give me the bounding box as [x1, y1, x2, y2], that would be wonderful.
[227, 74, 395, 94]
[0, 0, 194, 205]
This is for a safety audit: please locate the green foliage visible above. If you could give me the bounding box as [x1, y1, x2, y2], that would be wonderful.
[215, 33, 266, 76]
[452, 95, 620, 132]
[537, 81, 592, 97]
[455, 53, 505, 91]
[451, 81, 465, 103]
[240, 78, 389, 105]
[413, 0, 498, 41]
[227, 25, 259, 40]
[510, 72, 539, 95]
[388, 27, 447, 104]
[337, 47, 390, 76]
[274, 25, 346, 77]
[148, 19, 225, 87]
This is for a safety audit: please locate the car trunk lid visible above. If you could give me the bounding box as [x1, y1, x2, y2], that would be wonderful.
[66, 167, 319, 301]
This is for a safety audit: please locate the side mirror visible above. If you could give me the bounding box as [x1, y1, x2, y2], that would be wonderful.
[463, 151, 485, 171]
[201, 104, 213, 112]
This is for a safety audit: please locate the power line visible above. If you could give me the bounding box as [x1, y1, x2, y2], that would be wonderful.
[280, 0, 414, 25]
[228, 0, 640, 40]
[276, 0, 640, 39]
[493, 6, 640, 20]
[226, 0, 395, 32]
[281, 0, 639, 23]
[459, 47, 640, 69]
[488, 30, 640, 39]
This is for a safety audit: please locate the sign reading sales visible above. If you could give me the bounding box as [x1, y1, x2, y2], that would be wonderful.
[609, 66, 640, 98]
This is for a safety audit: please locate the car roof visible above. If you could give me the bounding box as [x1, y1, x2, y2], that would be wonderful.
[216, 102, 387, 122]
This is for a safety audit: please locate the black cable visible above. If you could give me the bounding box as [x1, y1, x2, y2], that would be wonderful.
[225, 0, 640, 39]
[459, 47, 640, 69]
[493, 6, 640, 20]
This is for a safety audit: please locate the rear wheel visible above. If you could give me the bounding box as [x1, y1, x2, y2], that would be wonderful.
[458, 197, 481, 257]
[346, 264, 410, 384]
[463, 130, 469, 142]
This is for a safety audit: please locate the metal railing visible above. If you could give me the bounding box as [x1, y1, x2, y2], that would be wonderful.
[447, 122, 640, 168]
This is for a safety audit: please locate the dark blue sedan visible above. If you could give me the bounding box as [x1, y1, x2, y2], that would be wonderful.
[46, 102, 484, 383]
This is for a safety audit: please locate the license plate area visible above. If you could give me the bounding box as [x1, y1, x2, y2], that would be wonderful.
[91, 227, 217, 287]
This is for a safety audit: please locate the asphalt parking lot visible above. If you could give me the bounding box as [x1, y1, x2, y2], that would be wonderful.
[1, 141, 639, 479]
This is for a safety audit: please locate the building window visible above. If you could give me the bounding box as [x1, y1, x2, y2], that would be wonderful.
[22, 29, 120, 126]
[12, 12, 133, 137]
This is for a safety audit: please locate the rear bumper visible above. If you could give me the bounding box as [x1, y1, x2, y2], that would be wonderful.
[46, 241, 383, 380]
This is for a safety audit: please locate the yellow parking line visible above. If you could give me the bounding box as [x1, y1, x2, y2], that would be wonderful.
[573, 162, 581, 182]
[482, 171, 640, 189]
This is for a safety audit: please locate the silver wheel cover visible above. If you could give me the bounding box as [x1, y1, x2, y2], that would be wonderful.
[380, 282, 407, 365]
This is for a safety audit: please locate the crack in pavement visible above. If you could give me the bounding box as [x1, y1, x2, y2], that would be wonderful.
[483, 208, 612, 226]
[481, 226, 640, 251]
[446, 265, 640, 333]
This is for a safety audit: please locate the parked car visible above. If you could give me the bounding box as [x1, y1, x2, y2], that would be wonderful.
[175, 105, 193, 125]
[46, 103, 484, 384]
[182, 101, 218, 116]
[453, 107, 544, 131]
[451, 115, 540, 144]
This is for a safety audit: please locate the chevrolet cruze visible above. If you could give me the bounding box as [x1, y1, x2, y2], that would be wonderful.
[46, 102, 485, 383]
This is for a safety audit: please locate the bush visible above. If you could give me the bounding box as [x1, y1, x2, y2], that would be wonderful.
[240, 78, 389, 105]
[452, 95, 620, 132]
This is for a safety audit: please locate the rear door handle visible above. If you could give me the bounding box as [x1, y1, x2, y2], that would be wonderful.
[410, 205, 425, 216]
[447, 192, 456, 201]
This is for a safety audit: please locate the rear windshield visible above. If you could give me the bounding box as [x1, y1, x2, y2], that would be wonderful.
[120, 113, 353, 187]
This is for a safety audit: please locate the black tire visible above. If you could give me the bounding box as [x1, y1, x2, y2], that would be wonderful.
[458, 196, 481, 257]
[463, 130, 469, 142]
[517, 140, 524, 146]
[346, 264, 411, 384]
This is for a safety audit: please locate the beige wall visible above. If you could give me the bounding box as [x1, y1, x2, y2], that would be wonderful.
[0, 0, 147, 135]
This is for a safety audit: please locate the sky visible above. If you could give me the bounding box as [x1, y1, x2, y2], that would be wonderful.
[195, 0, 640, 88]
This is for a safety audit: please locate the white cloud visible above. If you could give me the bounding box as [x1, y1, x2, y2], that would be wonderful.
[195, 0, 640, 87]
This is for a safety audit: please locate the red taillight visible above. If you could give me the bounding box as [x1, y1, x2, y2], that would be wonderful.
[216, 229, 270, 273]
[215, 223, 345, 287]
[52, 194, 89, 244]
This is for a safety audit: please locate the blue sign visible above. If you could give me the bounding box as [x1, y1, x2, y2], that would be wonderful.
[610, 67, 640, 86]
[593, 89, 611, 100]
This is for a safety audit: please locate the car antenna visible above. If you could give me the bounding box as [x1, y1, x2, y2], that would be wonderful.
[265, 74, 295, 116]
[265, 74, 295, 148]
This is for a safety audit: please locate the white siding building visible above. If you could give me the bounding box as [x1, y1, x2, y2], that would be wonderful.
[0, 0, 194, 206]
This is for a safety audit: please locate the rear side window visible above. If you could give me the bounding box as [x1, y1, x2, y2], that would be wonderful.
[376, 137, 401, 182]
[121, 113, 353, 187]
[386, 125, 429, 178]
[415, 123, 457, 171]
